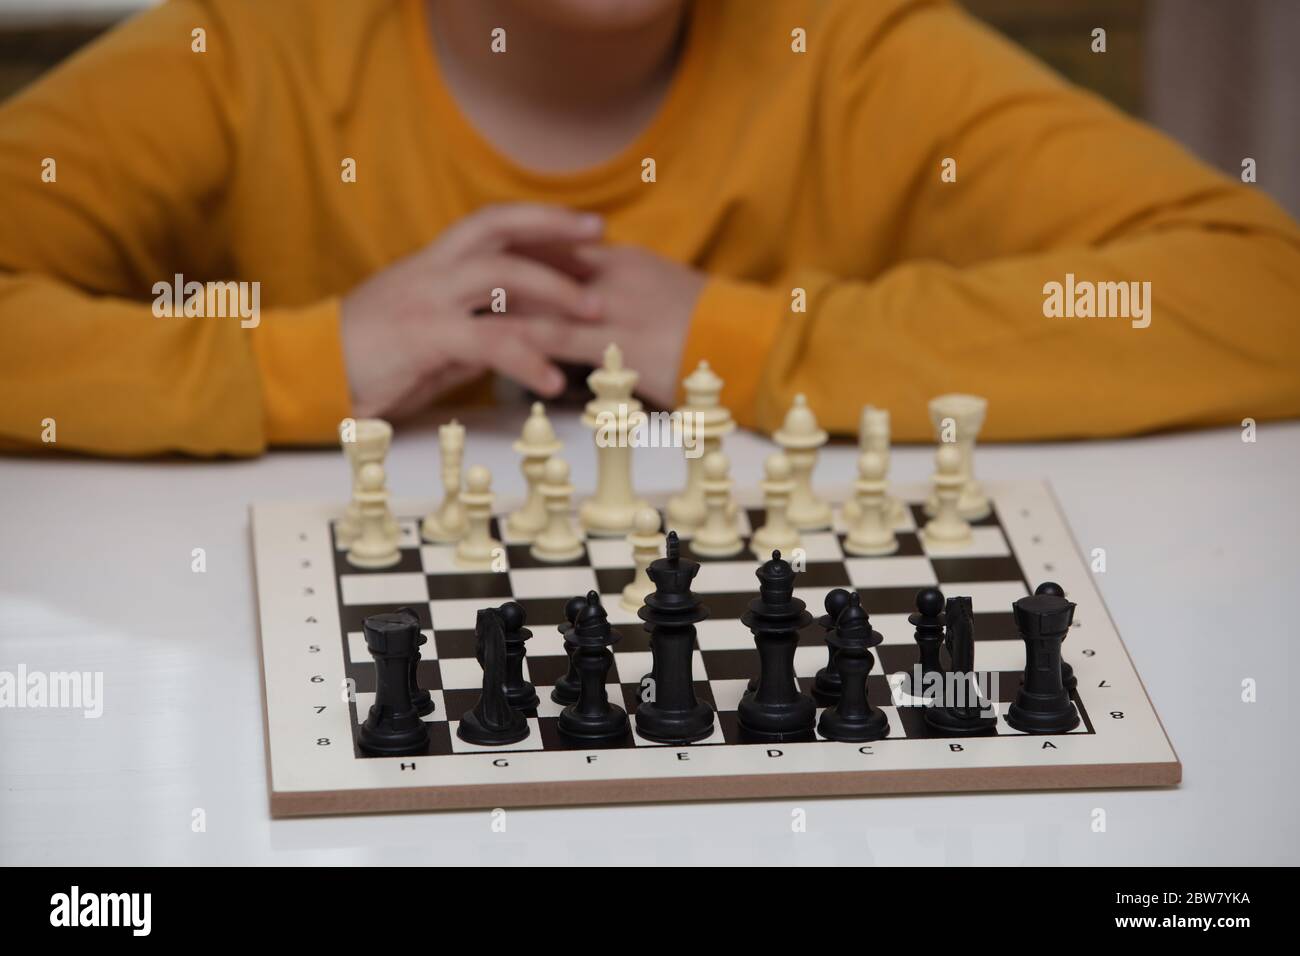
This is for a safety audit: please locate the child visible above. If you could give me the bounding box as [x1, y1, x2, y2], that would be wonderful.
[1, 0, 1298, 457]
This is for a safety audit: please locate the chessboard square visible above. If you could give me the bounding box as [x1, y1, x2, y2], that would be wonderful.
[420, 544, 510, 575]
[614, 649, 710, 683]
[347, 628, 436, 663]
[813, 705, 900, 742]
[942, 581, 1031, 609]
[524, 653, 572, 688]
[509, 566, 599, 599]
[699, 648, 757, 681]
[709, 678, 751, 711]
[631, 713, 726, 747]
[794, 562, 852, 588]
[527, 630, 569, 657]
[693, 561, 760, 593]
[585, 538, 635, 569]
[920, 525, 1009, 558]
[426, 572, 513, 602]
[695, 619, 756, 652]
[428, 598, 485, 632]
[931, 555, 1023, 585]
[844, 556, 937, 589]
[602, 595, 642, 626]
[339, 572, 430, 606]
[793, 644, 828, 679]
[506, 541, 589, 570]
[433, 629, 477, 658]
[352, 689, 448, 724]
[449, 717, 545, 753]
[872, 613, 915, 646]
[798, 531, 844, 562]
[608, 624, 652, 653]
[437, 656, 488, 690]
[595, 569, 636, 598]
[993, 701, 1087, 735]
[857, 585, 930, 615]
[334, 546, 425, 577]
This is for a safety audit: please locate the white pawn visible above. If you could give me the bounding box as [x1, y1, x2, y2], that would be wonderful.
[844, 406, 905, 526]
[844, 451, 898, 556]
[422, 419, 467, 544]
[691, 451, 743, 558]
[922, 444, 973, 547]
[454, 465, 501, 570]
[531, 457, 585, 563]
[774, 394, 831, 531]
[621, 508, 663, 612]
[506, 402, 562, 541]
[347, 462, 401, 569]
[750, 453, 801, 557]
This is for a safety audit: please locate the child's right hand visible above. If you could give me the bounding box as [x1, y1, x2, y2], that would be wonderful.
[339, 203, 605, 419]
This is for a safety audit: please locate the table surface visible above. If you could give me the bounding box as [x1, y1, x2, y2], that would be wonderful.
[2, 410, 1297, 866]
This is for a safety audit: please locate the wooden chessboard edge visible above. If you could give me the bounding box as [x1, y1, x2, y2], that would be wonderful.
[267, 759, 1182, 817]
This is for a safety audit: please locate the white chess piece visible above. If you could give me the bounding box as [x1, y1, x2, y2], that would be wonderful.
[422, 419, 468, 543]
[750, 453, 801, 557]
[505, 402, 562, 541]
[773, 394, 831, 531]
[666, 361, 735, 532]
[924, 394, 990, 521]
[579, 344, 648, 536]
[454, 465, 501, 569]
[844, 405, 905, 526]
[531, 457, 585, 563]
[340, 418, 398, 547]
[922, 444, 973, 547]
[347, 461, 401, 569]
[621, 507, 664, 612]
[691, 451, 743, 558]
[337, 420, 362, 547]
[844, 451, 898, 556]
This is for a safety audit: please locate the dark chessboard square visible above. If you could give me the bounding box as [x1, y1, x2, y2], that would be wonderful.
[538, 715, 636, 751]
[678, 539, 743, 563]
[595, 567, 635, 595]
[426, 572, 513, 602]
[837, 531, 924, 558]
[697, 591, 752, 619]
[506, 543, 589, 570]
[908, 503, 1000, 529]
[893, 705, 997, 740]
[352, 715, 454, 758]
[930, 556, 1025, 584]
[989, 670, 1025, 703]
[338, 602, 431, 634]
[526, 654, 574, 687]
[441, 688, 482, 718]
[855, 586, 924, 615]
[611, 626, 652, 653]
[699, 648, 758, 682]
[795, 562, 852, 588]
[434, 629, 477, 658]
[876, 645, 918, 674]
[972, 612, 1018, 642]
[517, 597, 577, 628]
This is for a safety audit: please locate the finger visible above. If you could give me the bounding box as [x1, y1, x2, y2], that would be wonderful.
[453, 254, 603, 320]
[440, 203, 603, 259]
[437, 319, 568, 397]
[478, 316, 613, 368]
[508, 240, 600, 281]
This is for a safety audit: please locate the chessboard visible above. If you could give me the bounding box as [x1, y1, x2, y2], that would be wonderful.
[251, 479, 1180, 817]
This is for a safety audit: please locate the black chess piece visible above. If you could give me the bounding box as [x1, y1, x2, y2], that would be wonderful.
[738, 551, 816, 740]
[909, 587, 947, 704]
[634, 531, 715, 744]
[358, 610, 431, 756]
[458, 607, 530, 746]
[1035, 581, 1076, 692]
[816, 594, 889, 742]
[812, 588, 854, 703]
[549, 594, 587, 706]
[924, 596, 997, 735]
[558, 591, 629, 742]
[497, 601, 539, 709]
[394, 605, 434, 717]
[1005, 591, 1080, 734]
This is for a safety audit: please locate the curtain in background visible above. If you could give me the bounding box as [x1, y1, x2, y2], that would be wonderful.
[1146, 0, 1300, 219]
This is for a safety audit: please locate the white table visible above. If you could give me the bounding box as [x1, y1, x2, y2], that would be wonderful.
[2, 412, 1296, 865]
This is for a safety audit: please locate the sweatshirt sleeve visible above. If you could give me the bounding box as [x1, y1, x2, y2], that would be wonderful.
[0, 0, 351, 457]
[680, 0, 1300, 442]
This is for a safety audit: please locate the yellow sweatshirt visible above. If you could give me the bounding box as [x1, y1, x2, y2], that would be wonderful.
[2, 0, 1298, 456]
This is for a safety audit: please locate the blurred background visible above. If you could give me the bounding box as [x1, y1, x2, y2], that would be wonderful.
[1, 0, 1296, 217]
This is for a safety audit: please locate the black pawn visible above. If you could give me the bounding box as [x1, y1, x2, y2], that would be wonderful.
[498, 601, 539, 709]
[558, 591, 629, 742]
[817, 594, 889, 742]
[634, 531, 715, 744]
[812, 588, 854, 703]
[909, 587, 947, 704]
[549, 594, 587, 705]
[358, 610, 430, 757]
[394, 605, 434, 717]
[1006, 592, 1080, 734]
[739, 551, 816, 740]
[924, 596, 997, 735]
[458, 608, 530, 746]
[1035, 581, 1076, 692]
